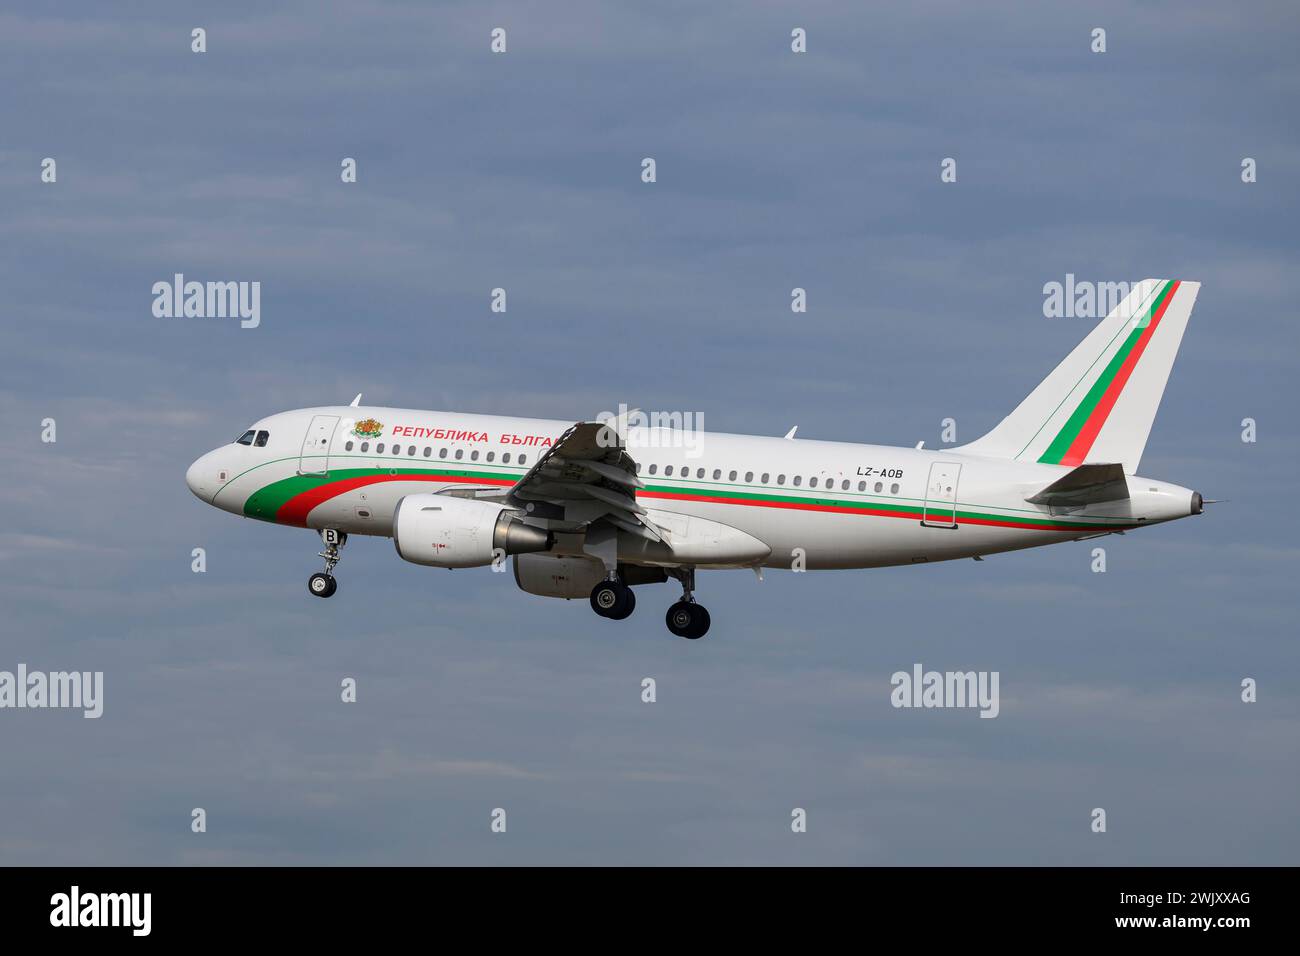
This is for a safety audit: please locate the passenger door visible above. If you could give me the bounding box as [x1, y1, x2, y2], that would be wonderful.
[298, 415, 340, 476]
[921, 462, 961, 528]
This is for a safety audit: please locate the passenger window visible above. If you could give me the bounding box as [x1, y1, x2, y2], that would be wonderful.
[254, 431, 269, 447]
[649, 464, 658, 475]
[858, 481, 866, 491]
[455, 449, 464, 460]
[503, 453, 511, 464]
[376, 443, 385, 453]
[793, 476, 802, 487]
[360, 442, 369, 452]
[810, 477, 819, 488]
[712, 469, 721, 480]
[471, 450, 479, 461]
[439, 448, 448, 459]
[891, 483, 900, 494]
[407, 445, 416, 456]
[345, 441, 354, 451]
[761, 473, 769, 483]
[423, 447, 431, 457]
[665, 465, 674, 476]
[874, 482, 883, 492]
[393, 445, 401, 455]
[518, 455, 527, 465]
[728, 471, 737, 481]
[745, 471, 753, 482]
[777, 475, 785, 485]
[842, 480, 849, 491]
[487, 452, 495, 462]
[235, 430, 255, 446]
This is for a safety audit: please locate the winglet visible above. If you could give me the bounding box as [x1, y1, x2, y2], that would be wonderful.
[601, 407, 639, 444]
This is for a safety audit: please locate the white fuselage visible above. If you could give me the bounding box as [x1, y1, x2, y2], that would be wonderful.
[186, 405, 1199, 571]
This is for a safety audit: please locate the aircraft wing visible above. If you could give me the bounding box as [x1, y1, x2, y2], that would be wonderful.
[1026, 462, 1130, 507]
[505, 419, 667, 544]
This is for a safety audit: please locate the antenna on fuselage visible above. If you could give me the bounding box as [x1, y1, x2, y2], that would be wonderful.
[784, 426, 798, 440]
[350, 393, 363, 407]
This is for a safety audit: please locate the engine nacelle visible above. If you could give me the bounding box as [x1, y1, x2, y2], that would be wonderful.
[512, 553, 607, 599]
[393, 494, 552, 569]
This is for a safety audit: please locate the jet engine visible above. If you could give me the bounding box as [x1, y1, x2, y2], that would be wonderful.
[393, 494, 552, 569]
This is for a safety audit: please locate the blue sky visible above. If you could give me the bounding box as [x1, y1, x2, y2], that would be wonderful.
[1, 1, 1297, 864]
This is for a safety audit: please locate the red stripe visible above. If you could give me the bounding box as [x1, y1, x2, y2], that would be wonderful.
[642, 489, 919, 518]
[639, 489, 1119, 531]
[1060, 280, 1180, 466]
[276, 475, 1126, 533]
[276, 473, 512, 526]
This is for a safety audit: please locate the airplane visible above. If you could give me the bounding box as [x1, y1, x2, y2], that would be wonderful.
[187, 278, 1204, 640]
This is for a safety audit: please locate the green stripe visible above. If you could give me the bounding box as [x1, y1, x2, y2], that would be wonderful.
[640, 483, 1123, 530]
[1014, 281, 1164, 460]
[243, 466, 513, 518]
[242, 467, 1130, 532]
[1037, 280, 1173, 464]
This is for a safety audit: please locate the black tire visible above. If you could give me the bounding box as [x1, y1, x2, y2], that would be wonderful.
[666, 601, 709, 639]
[590, 581, 630, 618]
[607, 586, 636, 620]
[686, 604, 710, 640]
[308, 572, 336, 598]
[666, 601, 695, 637]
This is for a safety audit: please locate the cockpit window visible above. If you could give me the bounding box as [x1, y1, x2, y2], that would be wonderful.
[254, 430, 269, 447]
[235, 430, 255, 446]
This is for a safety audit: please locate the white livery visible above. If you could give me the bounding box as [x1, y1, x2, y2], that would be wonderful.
[188, 279, 1205, 638]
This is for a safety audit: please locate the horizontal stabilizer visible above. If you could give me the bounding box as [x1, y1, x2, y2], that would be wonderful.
[1026, 462, 1129, 507]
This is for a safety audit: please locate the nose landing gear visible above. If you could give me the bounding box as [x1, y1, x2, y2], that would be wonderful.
[308, 529, 346, 599]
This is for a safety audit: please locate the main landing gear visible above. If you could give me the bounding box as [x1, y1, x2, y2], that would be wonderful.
[589, 568, 712, 639]
[590, 576, 636, 620]
[308, 529, 346, 599]
[665, 567, 710, 640]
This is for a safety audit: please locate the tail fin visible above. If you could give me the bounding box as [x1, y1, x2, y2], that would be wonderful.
[957, 279, 1199, 475]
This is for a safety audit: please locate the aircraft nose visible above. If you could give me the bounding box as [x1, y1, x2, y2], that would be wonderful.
[186, 453, 214, 502]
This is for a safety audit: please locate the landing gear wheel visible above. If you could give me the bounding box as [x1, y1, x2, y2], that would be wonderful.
[308, 529, 345, 599]
[607, 587, 636, 620]
[308, 572, 337, 598]
[666, 601, 710, 639]
[590, 581, 634, 619]
[690, 604, 710, 639]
